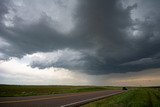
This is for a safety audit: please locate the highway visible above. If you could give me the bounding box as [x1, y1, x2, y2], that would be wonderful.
[0, 90, 124, 107]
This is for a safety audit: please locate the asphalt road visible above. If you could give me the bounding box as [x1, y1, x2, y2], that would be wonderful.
[0, 90, 124, 107]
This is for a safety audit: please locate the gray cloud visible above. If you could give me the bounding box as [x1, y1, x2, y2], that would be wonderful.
[0, 0, 160, 74]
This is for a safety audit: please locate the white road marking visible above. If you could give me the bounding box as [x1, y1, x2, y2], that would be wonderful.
[61, 91, 124, 107]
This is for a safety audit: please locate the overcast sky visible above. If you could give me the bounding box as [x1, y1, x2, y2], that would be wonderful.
[0, 0, 160, 86]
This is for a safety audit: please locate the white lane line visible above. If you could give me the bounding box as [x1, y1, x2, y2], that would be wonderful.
[61, 91, 124, 107]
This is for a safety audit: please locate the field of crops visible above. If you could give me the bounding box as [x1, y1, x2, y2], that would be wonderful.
[82, 88, 160, 107]
[0, 85, 121, 97]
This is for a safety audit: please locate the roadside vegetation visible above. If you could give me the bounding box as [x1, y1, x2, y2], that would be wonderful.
[82, 88, 160, 107]
[0, 85, 121, 97]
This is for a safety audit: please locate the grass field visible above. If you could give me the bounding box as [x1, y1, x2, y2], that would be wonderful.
[82, 88, 160, 107]
[0, 85, 121, 97]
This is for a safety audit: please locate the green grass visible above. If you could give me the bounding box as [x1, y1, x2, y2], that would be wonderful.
[81, 88, 160, 107]
[0, 85, 121, 97]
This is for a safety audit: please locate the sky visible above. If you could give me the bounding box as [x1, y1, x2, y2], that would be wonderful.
[0, 0, 160, 86]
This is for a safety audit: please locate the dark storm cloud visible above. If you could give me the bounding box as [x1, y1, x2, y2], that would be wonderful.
[0, 0, 160, 74]
[0, 0, 8, 22]
[0, 16, 92, 57]
[0, 0, 9, 34]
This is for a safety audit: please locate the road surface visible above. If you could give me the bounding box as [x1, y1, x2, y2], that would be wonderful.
[0, 90, 124, 107]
